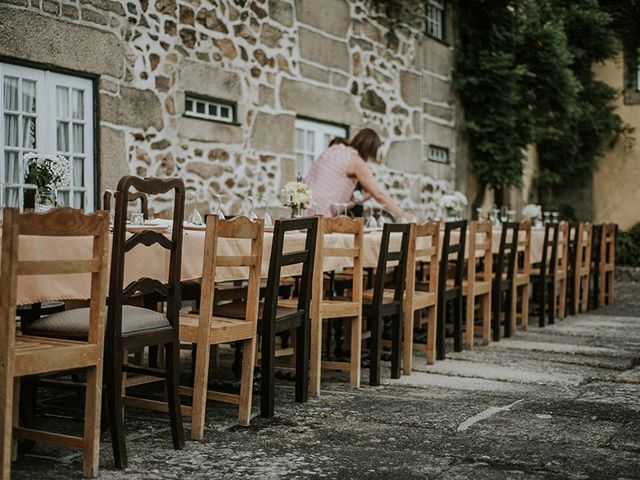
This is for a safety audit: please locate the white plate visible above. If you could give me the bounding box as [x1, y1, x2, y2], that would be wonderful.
[127, 225, 167, 233]
[183, 223, 206, 231]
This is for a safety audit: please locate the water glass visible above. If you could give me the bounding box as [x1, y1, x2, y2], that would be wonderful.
[131, 212, 144, 225]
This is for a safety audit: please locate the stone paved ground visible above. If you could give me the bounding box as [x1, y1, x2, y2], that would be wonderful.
[12, 283, 640, 479]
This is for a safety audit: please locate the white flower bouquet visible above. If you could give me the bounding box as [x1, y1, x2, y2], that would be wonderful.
[282, 181, 312, 217]
[441, 190, 468, 219]
[23, 153, 71, 193]
[522, 204, 542, 220]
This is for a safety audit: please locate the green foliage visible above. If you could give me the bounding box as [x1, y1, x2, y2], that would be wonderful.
[616, 223, 640, 266]
[453, 0, 636, 208]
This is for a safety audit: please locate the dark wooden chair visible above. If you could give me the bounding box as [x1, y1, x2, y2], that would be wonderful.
[214, 216, 318, 418]
[26, 176, 186, 468]
[363, 223, 411, 385]
[437, 221, 467, 361]
[492, 222, 519, 340]
[589, 224, 603, 310]
[566, 223, 579, 316]
[530, 222, 559, 327]
[103, 189, 149, 220]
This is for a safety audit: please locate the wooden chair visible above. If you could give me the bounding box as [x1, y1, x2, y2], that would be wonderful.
[512, 221, 531, 330]
[102, 189, 149, 219]
[408, 221, 440, 367]
[566, 223, 579, 316]
[571, 223, 593, 314]
[492, 222, 519, 340]
[0, 207, 109, 479]
[178, 215, 263, 439]
[308, 216, 364, 395]
[596, 224, 616, 307]
[28, 177, 186, 467]
[363, 223, 411, 385]
[214, 216, 318, 418]
[553, 221, 570, 320]
[437, 221, 467, 360]
[589, 224, 603, 310]
[462, 220, 493, 348]
[530, 222, 559, 327]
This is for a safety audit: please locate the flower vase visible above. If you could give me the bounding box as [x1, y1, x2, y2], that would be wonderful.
[290, 204, 303, 218]
[35, 189, 55, 213]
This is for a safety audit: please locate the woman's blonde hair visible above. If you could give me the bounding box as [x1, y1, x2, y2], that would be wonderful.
[349, 128, 381, 162]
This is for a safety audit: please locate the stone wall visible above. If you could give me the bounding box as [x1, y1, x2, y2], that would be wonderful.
[0, 0, 463, 214]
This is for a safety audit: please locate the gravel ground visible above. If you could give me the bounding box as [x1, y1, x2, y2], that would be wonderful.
[11, 283, 640, 479]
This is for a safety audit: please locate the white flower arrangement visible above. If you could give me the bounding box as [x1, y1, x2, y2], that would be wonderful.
[441, 190, 468, 219]
[522, 203, 542, 220]
[282, 181, 312, 208]
[23, 153, 71, 193]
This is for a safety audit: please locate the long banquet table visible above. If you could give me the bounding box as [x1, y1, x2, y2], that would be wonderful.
[11, 227, 546, 305]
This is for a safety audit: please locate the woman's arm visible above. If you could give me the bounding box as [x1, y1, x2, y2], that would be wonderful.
[347, 156, 405, 220]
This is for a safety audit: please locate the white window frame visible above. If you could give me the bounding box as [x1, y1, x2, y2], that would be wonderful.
[0, 62, 94, 210]
[426, 0, 445, 42]
[428, 144, 449, 164]
[184, 94, 235, 124]
[294, 118, 348, 177]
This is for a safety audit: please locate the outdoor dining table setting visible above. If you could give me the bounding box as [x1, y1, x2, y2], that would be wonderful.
[0, 175, 618, 479]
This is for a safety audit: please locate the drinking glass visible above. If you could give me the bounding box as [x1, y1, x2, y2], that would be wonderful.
[552, 211, 559, 223]
[261, 194, 273, 227]
[187, 190, 203, 225]
[131, 212, 144, 225]
[245, 196, 258, 221]
[365, 205, 378, 229]
[212, 193, 225, 220]
[543, 211, 550, 224]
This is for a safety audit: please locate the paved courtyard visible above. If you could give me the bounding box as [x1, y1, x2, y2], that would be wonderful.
[12, 283, 640, 479]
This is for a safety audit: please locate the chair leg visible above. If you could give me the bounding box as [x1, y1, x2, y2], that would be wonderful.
[295, 318, 309, 404]
[260, 320, 276, 418]
[190, 339, 211, 440]
[349, 315, 362, 388]
[390, 310, 402, 379]
[548, 279, 556, 325]
[453, 294, 463, 352]
[0, 367, 14, 479]
[492, 290, 500, 342]
[106, 349, 127, 469]
[509, 284, 517, 336]
[436, 299, 446, 361]
[559, 278, 567, 319]
[238, 337, 256, 426]
[402, 307, 415, 375]
[482, 292, 491, 345]
[82, 365, 102, 478]
[504, 287, 513, 338]
[369, 307, 382, 386]
[581, 276, 590, 312]
[11, 378, 19, 463]
[464, 294, 475, 350]
[309, 312, 322, 396]
[165, 341, 185, 449]
[521, 283, 529, 330]
[426, 305, 437, 365]
[538, 279, 546, 327]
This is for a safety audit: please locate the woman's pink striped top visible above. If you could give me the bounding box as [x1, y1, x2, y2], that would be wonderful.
[305, 144, 358, 217]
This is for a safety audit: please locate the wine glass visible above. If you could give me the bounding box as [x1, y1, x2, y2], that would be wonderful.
[212, 193, 225, 220]
[245, 196, 258, 221]
[552, 211, 559, 223]
[365, 205, 378, 229]
[261, 193, 273, 227]
[187, 189, 203, 226]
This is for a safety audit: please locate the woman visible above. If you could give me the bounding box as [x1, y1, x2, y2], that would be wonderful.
[305, 128, 405, 219]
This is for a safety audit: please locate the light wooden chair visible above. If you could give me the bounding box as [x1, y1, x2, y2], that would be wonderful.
[407, 221, 440, 368]
[307, 216, 363, 395]
[553, 221, 570, 321]
[463, 220, 493, 349]
[598, 224, 616, 306]
[179, 215, 264, 439]
[0, 207, 109, 479]
[512, 221, 531, 331]
[572, 223, 593, 314]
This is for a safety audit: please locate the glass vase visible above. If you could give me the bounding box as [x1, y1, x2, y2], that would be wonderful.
[35, 189, 55, 213]
[290, 204, 302, 218]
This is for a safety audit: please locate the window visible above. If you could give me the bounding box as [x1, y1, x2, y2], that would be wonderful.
[184, 94, 236, 124]
[294, 118, 347, 176]
[0, 62, 94, 210]
[428, 145, 449, 164]
[426, 0, 446, 42]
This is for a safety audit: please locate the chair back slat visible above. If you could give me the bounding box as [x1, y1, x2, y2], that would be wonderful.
[440, 220, 467, 290]
[516, 221, 532, 277]
[18, 207, 107, 237]
[408, 220, 440, 296]
[495, 222, 519, 281]
[124, 231, 173, 253]
[467, 220, 493, 285]
[17, 259, 102, 276]
[123, 278, 169, 299]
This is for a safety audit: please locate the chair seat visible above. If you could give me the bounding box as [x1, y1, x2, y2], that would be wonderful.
[14, 335, 99, 377]
[25, 305, 170, 339]
[279, 298, 360, 319]
[213, 301, 302, 332]
[413, 290, 437, 310]
[514, 272, 529, 286]
[179, 313, 255, 344]
[362, 288, 398, 303]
